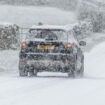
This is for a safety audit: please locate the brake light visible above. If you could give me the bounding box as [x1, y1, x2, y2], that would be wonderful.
[64, 44, 73, 48]
[21, 42, 27, 47]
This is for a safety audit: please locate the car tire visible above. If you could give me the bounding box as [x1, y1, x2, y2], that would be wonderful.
[77, 56, 84, 77]
[29, 70, 37, 77]
[19, 61, 28, 77]
[68, 55, 84, 78]
[19, 69, 28, 77]
[34, 70, 38, 77]
[28, 65, 34, 77]
[28, 66, 37, 77]
[68, 71, 75, 78]
[68, 54, 77, 78]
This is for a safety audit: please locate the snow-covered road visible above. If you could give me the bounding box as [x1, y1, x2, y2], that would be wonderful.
[0, 42, 105, 105]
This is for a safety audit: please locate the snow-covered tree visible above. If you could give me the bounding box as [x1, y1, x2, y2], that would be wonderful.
[0, 24, 20, 49]
[77, 1, 105, 32]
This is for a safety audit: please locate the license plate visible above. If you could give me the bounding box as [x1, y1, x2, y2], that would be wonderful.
[37, 45, 55, 50]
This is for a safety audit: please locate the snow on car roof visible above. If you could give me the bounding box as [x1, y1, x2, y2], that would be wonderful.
[30, 24, 76, 31]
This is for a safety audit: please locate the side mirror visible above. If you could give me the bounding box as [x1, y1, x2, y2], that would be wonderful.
[79, 41, 86, 46]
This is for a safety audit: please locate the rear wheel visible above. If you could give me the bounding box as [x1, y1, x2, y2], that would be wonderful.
[19, 69, 28, 77]
[19, 61, 28, 77]
[28, 66, 38, 77]
[28, 70, 38, 77]
[34, 70, 38, 77]
[77, 56, 84, 77]
[28, 65, 34, 77]
[67, 54, 77, 78]
[68, 70, 75, 78]
[68, 55, 84, 78]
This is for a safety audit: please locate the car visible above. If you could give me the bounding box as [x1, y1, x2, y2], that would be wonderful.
[19, 24, 86, 77]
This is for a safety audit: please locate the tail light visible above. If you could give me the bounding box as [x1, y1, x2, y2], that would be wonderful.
[64, 44, 73, 48]
[21, 42, 27, 47]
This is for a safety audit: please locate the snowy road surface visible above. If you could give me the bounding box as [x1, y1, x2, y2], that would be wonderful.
[0, 42, 105, 105]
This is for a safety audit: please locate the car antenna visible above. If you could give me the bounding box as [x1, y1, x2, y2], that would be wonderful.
[38, 22, 43, 26]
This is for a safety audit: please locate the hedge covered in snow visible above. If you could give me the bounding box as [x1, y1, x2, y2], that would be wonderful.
[0, 23, 20, 49]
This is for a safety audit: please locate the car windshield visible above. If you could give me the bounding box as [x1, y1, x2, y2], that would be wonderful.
[26, 29, 67, 41]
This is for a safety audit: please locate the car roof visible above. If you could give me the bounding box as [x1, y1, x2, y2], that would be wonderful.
[30, 24, 76, 31]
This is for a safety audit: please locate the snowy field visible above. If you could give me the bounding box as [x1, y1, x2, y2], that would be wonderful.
[0, 5, 105, 105]
[0, 5, 76, 27]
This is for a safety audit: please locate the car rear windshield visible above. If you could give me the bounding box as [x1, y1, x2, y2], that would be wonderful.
[26, 29, 68, 41]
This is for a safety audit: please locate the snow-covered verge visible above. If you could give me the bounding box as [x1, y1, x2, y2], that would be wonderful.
[85, 42, 105, 78]
[84, 32, 105, 52]
[0, 50, 19, 75]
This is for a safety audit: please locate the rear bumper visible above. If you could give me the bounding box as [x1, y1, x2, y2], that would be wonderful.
[19, 53, 74, 72]
[31, 60, 69, 69]
[20, 52, 73, 60]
